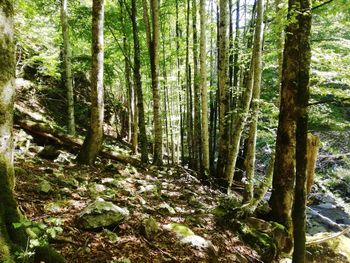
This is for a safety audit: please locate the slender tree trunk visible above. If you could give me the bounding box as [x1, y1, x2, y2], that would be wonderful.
[233, 0, 240, 107]
[60, 0, 75, 135]
[131, 0, 148, 163]
[275, 0, 285, 89]
[185, 0, 193, 167]
[77, 0, 105, 165]
[192, 0, 202, 172]
[244, 0, 264, 202]
[143, 0, 163, 165]
[292, 0, 312, 261]
[225, 0, 262, 192]
[176, 0, 185, 164]
[216, 0, 230, 182]
[200, 0, 210, 176]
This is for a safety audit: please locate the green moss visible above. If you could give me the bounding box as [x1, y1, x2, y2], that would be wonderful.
[168, 223, 195, 238]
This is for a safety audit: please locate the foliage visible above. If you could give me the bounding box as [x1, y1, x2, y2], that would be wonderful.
[12, 218, 63, 261]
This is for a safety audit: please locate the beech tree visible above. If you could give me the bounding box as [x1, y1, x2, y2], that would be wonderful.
[60, 0, 75, 135]
[131, 0, 148, 164]
[143, 0, 163, 165]
[0, 2, 27, 260]
[269, 0, 312, 256]
[77, 0, 105, 165]
[200, 0, 210, 176]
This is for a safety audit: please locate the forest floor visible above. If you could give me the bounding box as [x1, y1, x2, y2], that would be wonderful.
[13, 131, 262, 263]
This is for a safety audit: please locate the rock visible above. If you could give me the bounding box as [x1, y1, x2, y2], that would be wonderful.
[38, 145, 60, 160]
[158, 202, 176, 215]
[39, 180, 52, 193]
[141, 216, 160, 240]
[164, 223, 194, 237]
[77, 198, 129, 229]
[138, 184, 156, 193]
[102, 229, 119, 243]
[307, 234, 350, 262]
[164, 223, 212, 250]
[180, 235, 211, 249]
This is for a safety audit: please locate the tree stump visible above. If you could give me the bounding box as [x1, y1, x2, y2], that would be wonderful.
[306, 133, 320, 195]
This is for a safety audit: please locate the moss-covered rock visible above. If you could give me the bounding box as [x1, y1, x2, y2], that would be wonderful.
[307, 233, 350, 263]
[76, 198, 129, 229]
[141, 216, 160, 240]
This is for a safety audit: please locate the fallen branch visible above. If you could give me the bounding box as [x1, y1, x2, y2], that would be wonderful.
[306, 225, 350, 246]
[15, 119, 141, 167]
[307, 207, 350, 238]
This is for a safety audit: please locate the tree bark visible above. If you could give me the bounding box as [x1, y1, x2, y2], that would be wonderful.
[77, 0, 105, 165]
[306, 133, 319, 195]
[192, 0, 202, 172]
[0, 3, 27, 260]
[131, 0, 148, 164]
[200, 0, 210, 176]
[293, 1, 312, 261]
[268, 0, 312, 256]
[244, 0, 264, 202]
[0, 4, 64, 262]
[216, 0, 230, 181]
[143, 0, 163, 165]
[60, 0, 75, 136]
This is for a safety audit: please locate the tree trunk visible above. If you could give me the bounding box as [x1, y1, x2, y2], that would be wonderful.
[216, 0, 230, 182]
[143, 0, 163, 165]
[244, 0, 264, 202]
[268, 0, 312, 256]
[77, 0, 105, 165]
[306, 133, 320, 195]
[199, 0, 210, 176]
[225, 0, 262, 192]
[192, 0, 202, 172]
[185, 0, 193, 167]
[131, 0, 148, 164]
[0, 3, 27, 260]
[60, 0, 76, 135]
[0, 4, 64, 262]
[292, 0, 312, 261]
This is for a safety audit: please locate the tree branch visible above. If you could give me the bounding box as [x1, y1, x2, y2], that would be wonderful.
[312, 0, 335, 11]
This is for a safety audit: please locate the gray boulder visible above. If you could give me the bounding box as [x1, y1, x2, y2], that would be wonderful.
[77, 198, 129, 229]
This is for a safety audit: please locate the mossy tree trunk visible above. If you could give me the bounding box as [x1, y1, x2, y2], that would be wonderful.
[292, 0, 312, 261]
[0, 2, 27, 261]
[60, 0, 76, 136]
[269, 0, 312, 256]
[225, 0, 263, 192]
[131, 0, 148, 164]
[244, 0, 264, 202]
[77, 0, 105, 165]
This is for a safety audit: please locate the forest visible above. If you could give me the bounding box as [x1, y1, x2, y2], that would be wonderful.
[0, 0, 350, 262]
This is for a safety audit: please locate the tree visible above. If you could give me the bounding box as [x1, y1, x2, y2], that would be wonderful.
[0, 2, 63, 261]
[77, 0, 105, 165]
[60, 0, 76, 135]
[200, 0, 210, 176]
[292, 0, 312, 261]
[131, 0, 148, 164]
[216, 0, 230, 182]
[244, 0, 264, 202]
[0, 2, 27, 260]
[269, 0, 312, 256]
[143, 0, 163, 165]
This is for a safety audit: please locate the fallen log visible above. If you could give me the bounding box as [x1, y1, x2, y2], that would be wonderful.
[14, 119, 141, 167]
